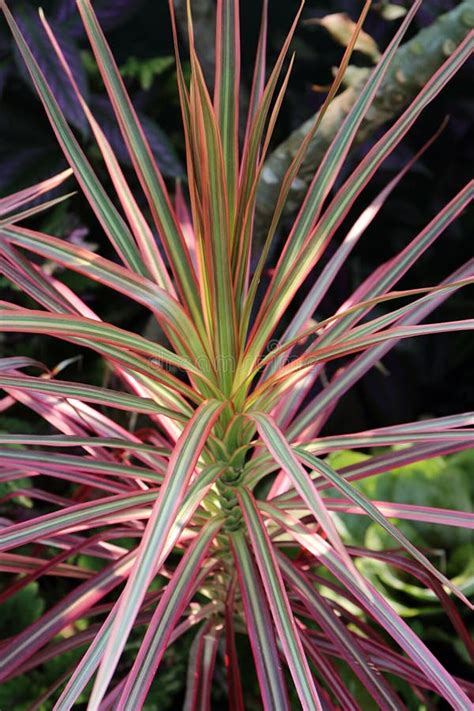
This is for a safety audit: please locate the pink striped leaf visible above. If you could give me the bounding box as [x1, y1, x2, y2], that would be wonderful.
[0, 168, 72, 216]
[87, 399, 224, 707]
[289, 260, 474, 439]
[230, 530, 291, 710]
[0, 223, 206, 362]
[237, 488, 322, 711]
[39, 9, 173, 293]
[278, 553, 404, 710]
[0, 374, 186, 420]
[0, 2, 147, 277]
[118, 518, 223, 709]
[250, 411, 360, 576]
[259, 502, 472, 709]
[243, 1, 421, 365]
[76, 0, 204, 328]
[214, 0, 240, 222]
[293, 448, 471, 607]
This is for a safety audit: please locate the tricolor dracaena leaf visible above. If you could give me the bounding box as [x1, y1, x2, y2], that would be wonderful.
[0, 0, 472, 708]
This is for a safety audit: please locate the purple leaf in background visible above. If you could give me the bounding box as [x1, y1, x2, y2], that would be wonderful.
[0, 22, 10, 53]
[12, 5, 89, 133]
[0, 106, 65, 193]
[90, 95, 184, 178]
[52, 0, 78, 25]
[54, 0, 143, 36]
[0, 20, 11, 96]
[0, 58, 11, 98]
[94, 0, 144, 31]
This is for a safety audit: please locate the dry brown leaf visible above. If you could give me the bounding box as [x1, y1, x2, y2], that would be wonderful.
[306, 12, 381, 62]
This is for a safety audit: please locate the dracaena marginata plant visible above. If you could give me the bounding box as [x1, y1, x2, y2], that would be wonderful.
[0, 0, 473, 708]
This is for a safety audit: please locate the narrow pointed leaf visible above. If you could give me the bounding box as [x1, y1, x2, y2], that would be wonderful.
[260, 502, 472, 709]
[279, 553, 404, 710]
[88, 399, 223, 708]
[294, 449, 473, 603]
[118, 518, 223, 709]
[214, 0, 240, 221]
[39, 9, 173, 292]
[237, 488, 322, 711]
[250, 411, 360, 575]
[76, 0, 204, 327]
[52, 465, 224, 709]
[0, 168, 72, 216]
[1, 2, 147, 276]
[231, 531, 291, 710]
[0, 374, 185, 420]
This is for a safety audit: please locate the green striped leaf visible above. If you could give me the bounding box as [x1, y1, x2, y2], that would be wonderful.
[243, 18, 473, 374]
[214, 0, 240, 222]
[0, 168, 72, 216]
[231, 531, 290, 710]
[0, 490, 157, 552]
[289, 261, 474, 439]
[1, 224, 207, 364]
[233, 3, 303, 312]
[237, 488, 322, 711]
[87, 399, 224, 707]
[278, 553, 403, 710]
[39, 8, 173, 292]
[309, 180, 474, 349]
[250, 412, 360, 576]
[0, 309, 202, 377]
[49, 464, 224, 710]
[242, 0, 372, 336]
[119, 518, 223, 709]
[186, 20, 237, 394]
[0, 192, 76, 228]
[260, 502, 472, 710]
[0, 434, 169, 456]
[0, 374, 185, 420]
[1, 2, 146, 277]
[295, 448, 471, 608]
[76, 0, 204, 328]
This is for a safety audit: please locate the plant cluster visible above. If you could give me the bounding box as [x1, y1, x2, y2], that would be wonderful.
[0, 0, 472, 708]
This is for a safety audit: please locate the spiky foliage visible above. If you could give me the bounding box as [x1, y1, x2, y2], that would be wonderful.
[0, 1, 473, 708]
